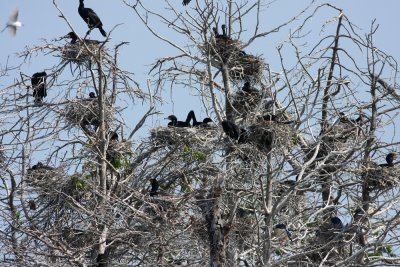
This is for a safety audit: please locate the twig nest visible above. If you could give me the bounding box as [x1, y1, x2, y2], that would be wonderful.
[150, 125, 220, 148]
[247, 123, 293, 151]
[206, 38, 243, 63]
[231, 91, 263, 117]
[229, 54, 265, 81]
[359, 161, 400, 190]
[106, 140, 133, 164]
[26, 166, 64, 188]
[64, 99, 114, 129]
[61, 42, 107, 64]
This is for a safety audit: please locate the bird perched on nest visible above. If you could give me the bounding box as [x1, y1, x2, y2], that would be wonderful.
[339, 112, 363, 124]
[78, 0, 107, 37]
[379, 152, 397, 167]
[187, 110, 213, 126]
[1, 8, 23, 37]
[109, 131, 119, 142]
[273, 223, 292, 243]
[241, 81, 259, 93]
[149, 178, 159, 196]
[165, 114, 191, 127]
[222, 120, 247, 143]
[30, 162, 54, 171]
[31, 72, 47, 104]
[89, 92, 96, 99]
[330, 216, 344, 230]
[64, 31, 101, 45]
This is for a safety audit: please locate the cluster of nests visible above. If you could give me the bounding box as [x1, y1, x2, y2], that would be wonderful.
[60, 32, 109, 65]
[359, 152, 399, 191]
[204, 24, 265, 81]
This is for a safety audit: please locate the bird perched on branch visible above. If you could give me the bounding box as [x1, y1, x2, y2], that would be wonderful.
[166, 113, 191, 127]
[31, 72, 47, 103]
[379, 152, 397, 167]
[78, 0, 107, 37]
[182, 0, 192, 5]
[1, 8, 23, 37]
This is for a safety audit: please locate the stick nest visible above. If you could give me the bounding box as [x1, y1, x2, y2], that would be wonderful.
[247, 123, 294, 151]
[106, 140, 133, 162]
[359, 161, 400, 190]
[61, 42, 108, 64]
[64, 99, 115, 128]
[231, 91, 263, 117]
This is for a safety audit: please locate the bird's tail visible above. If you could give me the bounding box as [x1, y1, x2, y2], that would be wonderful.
[99, 27, 107, 37]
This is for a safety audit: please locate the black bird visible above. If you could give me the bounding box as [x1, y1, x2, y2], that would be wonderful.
[78, 0, 107, 37]
[330, 217, 343, 230]
[30, 162, 54, 171]
[89, 92, 96, 98]
[222, 120, 247, 143]
[31, 72, 47, 103]
[166, 113, 191, 127]
[109, 131, 119, 141]
[150, 178, 159, 196]
[242, 81, 259, 93]
[380, 152, 397, 167]
[187, 110, 213, 126]
[64, 31, 101, 45]
[28, 200, 37, 210]
[273, 223, 292, 242]
[339, 112, 363, 124]
[182, 0, 191, 5]
[220, 24, 229, 39]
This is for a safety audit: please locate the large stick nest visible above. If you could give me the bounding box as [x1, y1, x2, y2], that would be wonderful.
[64, 99, 115, 128]
[229, 54, 265, 81]
[231, 91, 263, 117]
[247, 123, 294, 151]
[359, 161, 400, 190]
[61, 42, 108, 64]
[106, 140, 133, 162]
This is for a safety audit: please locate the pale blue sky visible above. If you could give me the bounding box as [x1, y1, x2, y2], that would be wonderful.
[1, 0, 399, 134]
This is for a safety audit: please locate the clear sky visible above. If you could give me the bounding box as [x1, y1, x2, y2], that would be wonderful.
[1, 0, 399, 135]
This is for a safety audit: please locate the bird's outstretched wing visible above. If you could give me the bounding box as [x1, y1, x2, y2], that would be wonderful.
[9, 8, 19, 23]
[8, 26, 16, 37]
[182, 0, 192, 5]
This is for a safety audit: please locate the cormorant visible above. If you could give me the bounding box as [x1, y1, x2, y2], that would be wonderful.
[30, 162, 54, 171]
[1, 8, 22, 37]
[182, 0, 191, 5]
[31, 72, 47, 103]
[242, 81, 259, 93]
[379, 152, 397, 167]
[150, 178, 159, 196]
[166, 113, 191, 127]
[339, 112, 363, 124]
[273, 223, 292, 242]
[109, 131, 119, 141]
[89, 92, 96, 98]
[222, 120, 247, 143]
[330, 216, 343, 230]
[220, 24, 229, 39]
[64, 31, 101, 45]
[187, 110, 213, 126]
[78, 0, 107, 37]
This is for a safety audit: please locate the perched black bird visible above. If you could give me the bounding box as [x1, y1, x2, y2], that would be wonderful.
[187, 110, 213, 126]
[242, 81, 259, 93]
[64, 31, 101, 45]
[31, 72, 47, 103]
[166, 113, 191, 127]
[109, 131, 119, 141]
[330, 216, 343, 230]
[150, 178, 159, 196]
[89, 92, 96, 98]
[182, 0, 191, 5]
[339, 112, 363, 124]
[30, 162, 54, 171]
[273, 223, 292, 242]
[222, 120, 247, 143]
[28, 200, 37, 210]
[78, 0, 107, 37]
[380, 152, 397, 167]
[220, 24, 229, 39]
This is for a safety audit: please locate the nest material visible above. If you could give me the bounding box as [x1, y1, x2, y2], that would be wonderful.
[26, 167, 64, 189]
[229, 54, 265, 81]
[106, 140, 133, 162]
[231, 91, 263, 117]
[150, 126, 220, 148]
[64, 99, 114, 129]
[247, 123, 293, 151]
[61, 42, 107, 64]
[360, 162, 400, 190]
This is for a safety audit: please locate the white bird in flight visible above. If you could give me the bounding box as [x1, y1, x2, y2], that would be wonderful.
[1, 8, 23, 37]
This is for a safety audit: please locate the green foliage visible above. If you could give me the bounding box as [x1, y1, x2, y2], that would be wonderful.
[111, 157, 130, 169]
[182, 145, 206, 162]
[68, 175, 89, 191]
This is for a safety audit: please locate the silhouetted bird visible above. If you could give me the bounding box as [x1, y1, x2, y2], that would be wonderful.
[330, 217, 343, 230]
[339, 112, 363, 124]
[78, 0, 107, 37]
[220, 24, 229, 39]
[166, 113, 191, 127]
[222, 120, 247, 143]
[182, 0, 191, 5]
[31, 72, 47, 103]
[1, 8, 23, 37]
[380, 152, 397, 167]
[28, 200, 37, 210]
[109, 131, 119, 141]
[273, 223, 292, 242]
[30, 162, 54, 171]
[64, 31, 101, 45]
[150, 178, 159, 196]
[89, 92, 96, 98]
[242, 81, 259, 93]
[187, 110, 213, 126]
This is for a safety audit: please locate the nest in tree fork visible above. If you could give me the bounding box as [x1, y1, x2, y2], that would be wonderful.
[229, 54, 265, 81]
[150, 126, 220, 149]
[359, 161, 400, 190]
[61, 42, 108, 64]
[64, 99, 114, 129]
[106, 139, 133, 162]
[231, 91, 263, 118]
[247, 123, 294, 152]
